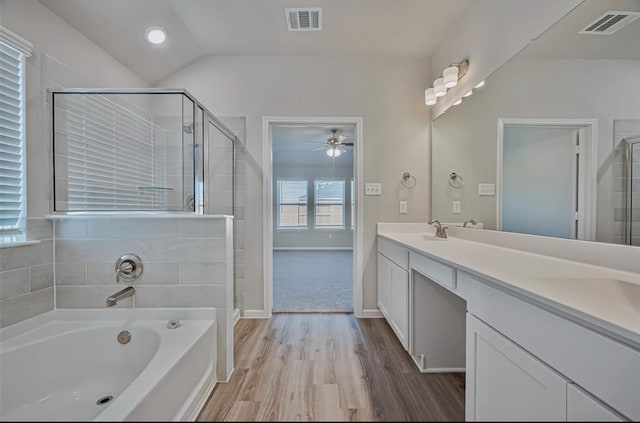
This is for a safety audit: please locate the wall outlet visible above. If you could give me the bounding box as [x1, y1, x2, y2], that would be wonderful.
[365, 183, 382, 195]
[452, 201, 461, 214]
[478, 183, 496, 196]
[399, 201, 408, 214]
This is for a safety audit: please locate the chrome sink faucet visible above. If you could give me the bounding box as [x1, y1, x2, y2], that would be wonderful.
[463, 218, 478, 228]
[429, 219, 448, 239]
[106, 286, 135, 307]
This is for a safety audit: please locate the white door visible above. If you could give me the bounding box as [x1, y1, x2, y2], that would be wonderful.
[466, 315, 567, 421]
[502, 126, 580, 239]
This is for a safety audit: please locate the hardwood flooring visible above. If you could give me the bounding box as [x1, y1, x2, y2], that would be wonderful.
[197, 314, 465, 421]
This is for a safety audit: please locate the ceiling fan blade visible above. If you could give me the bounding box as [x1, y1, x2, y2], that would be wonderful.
[340, 142, 354, 146]
[310, 146, 327, 152]
[338, 146, 347, 153]
[303, 140, 326, 144]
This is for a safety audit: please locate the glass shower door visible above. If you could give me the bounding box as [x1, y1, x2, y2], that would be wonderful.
[628, 140, 640, 246]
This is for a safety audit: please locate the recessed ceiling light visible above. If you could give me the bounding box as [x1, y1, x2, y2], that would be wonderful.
[145, 26, 167, 45]
[474, 80, 485, 89]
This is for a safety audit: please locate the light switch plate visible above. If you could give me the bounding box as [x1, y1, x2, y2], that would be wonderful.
[452, 201, 461, 214]
[478, 183, 496, 196]
[365, 183, 382, 195]
[399, 201, 408, 214]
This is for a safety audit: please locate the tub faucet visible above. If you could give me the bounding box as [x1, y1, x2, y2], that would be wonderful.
[106, 286, 135, 307]
[463, 218, 478, 228]
[429, 219, 448, 239]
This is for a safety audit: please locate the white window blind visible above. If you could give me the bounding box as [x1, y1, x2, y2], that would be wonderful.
[0, 41, 25, 231]
[55, 94, 169, 210]
[277, 180, 308, 228]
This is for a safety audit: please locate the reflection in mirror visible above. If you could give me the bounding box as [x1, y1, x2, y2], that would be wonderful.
[432, 0, 640, 246]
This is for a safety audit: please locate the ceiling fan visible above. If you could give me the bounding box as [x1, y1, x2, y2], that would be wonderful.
[306, 129, 354, 157]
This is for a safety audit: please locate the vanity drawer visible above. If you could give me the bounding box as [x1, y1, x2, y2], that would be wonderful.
[410, 251, 456, 290]
[378, 237, 408, 270]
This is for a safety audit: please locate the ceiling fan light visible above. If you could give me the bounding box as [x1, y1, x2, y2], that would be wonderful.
[326, 147, 342, 157]
[434, 78, 446, 97]
[443, 66, 458, 88]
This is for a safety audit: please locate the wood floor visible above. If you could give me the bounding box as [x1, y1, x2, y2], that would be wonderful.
[197, 314, 465, 421]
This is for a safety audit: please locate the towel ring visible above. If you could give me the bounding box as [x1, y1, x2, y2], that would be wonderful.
[449, 172, 464, 189]
[401, 172, 417, 189]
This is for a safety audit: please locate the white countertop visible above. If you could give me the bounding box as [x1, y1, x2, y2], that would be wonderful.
[378, 226, 640, 346]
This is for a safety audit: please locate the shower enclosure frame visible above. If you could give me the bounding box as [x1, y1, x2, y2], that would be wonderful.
[624, 135, 640, 246]
[50, 88, 238, 215]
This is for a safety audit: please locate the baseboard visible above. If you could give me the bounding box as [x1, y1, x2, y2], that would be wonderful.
[421, 367, 466, 374]
[357, 308, 384, 318]
[273, 247, 353, 251]
[232, 308, 240, 327]
[242, 309, 270, 318]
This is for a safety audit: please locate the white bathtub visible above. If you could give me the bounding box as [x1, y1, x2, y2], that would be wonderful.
[0, 308, 217, 421]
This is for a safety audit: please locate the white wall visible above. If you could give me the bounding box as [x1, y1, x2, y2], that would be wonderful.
[273, 165, 354, 250]
[432, 58, 640, 244]
[158, 55, 432, 314]
[0, 0, 147, 219]
[429, 0, 582, 118]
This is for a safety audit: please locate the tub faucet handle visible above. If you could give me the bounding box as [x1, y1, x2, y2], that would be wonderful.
[115, 254, 143, 283]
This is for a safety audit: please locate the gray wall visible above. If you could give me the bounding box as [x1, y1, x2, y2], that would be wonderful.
[273, 165, 354, 250]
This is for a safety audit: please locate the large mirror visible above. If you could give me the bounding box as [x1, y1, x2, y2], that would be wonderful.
[432, 0, 640, 246]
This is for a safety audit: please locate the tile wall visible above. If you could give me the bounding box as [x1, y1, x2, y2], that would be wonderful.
[0, 219, 55, 327]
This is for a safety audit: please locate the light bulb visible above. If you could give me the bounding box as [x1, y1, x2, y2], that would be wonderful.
[443, 66, 459, 88]
[434, 78, 446, 97]
[326, 147, 342, 157]
[453, 98, 462, 106]
[463, 89, 473, 97]
[145, 27, 167, 44]
[425, 88, 437, 106]
[474, 80, 485, 89]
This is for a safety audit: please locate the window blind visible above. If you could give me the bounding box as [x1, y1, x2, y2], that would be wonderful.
[56, 94, 169, 210]
[0, 41, 25, 230]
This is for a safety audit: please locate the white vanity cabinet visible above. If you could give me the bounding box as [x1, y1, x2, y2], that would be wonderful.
[466, 314, 568, 421]
[377, 237, 409, 349]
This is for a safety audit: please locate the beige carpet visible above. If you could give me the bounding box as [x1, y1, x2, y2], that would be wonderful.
[273, 250, 353, 312]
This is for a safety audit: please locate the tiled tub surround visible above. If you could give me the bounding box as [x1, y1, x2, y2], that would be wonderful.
[0, 219, 55, 328]
[51, 215, 234, 381]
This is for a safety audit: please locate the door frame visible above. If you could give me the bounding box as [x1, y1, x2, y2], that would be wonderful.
[496, 118, 598, 240]
[262, 116, 364, 317]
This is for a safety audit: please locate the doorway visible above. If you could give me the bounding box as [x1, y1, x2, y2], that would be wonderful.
[263, 117, 363, 316]
[496, 119, 597, 240]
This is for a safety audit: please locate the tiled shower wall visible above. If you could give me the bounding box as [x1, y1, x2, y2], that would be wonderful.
[0, 219, 54, 328]
[613, 119, 640, 246]
[53, 215, 234, 380]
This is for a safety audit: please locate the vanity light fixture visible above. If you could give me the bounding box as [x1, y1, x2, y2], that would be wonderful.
[145, 26, 167, 45]
[463, 89, 473, 97]
[474, 80, 485, 89]
[434, 78, 446, 97]
[453, 98, 462, 106]
[424, 59, 469, 106]
[425, 88, 437, 106]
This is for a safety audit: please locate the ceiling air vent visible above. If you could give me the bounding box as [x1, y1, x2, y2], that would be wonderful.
[285, 8, 322, 31]
[579, 11, 640, 35]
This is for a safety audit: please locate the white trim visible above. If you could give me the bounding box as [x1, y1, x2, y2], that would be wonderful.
[359, 308, 384, 318]
[496, 118, 597, 241]
[242, 310, 270, 319]
[0, 26, 33, 57]
[421, 367, 466, 374]
[232, 308, 240, 327]
[263, 116, 364, 318]
[273, 247, 353, 251]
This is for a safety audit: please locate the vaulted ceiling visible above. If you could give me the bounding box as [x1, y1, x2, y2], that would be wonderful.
[39, 0, 472, 84]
